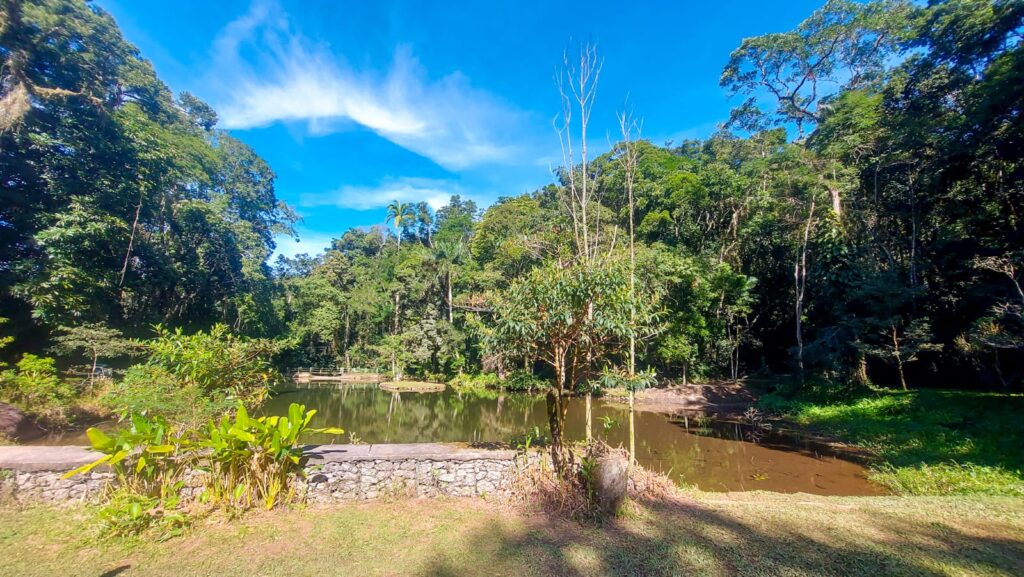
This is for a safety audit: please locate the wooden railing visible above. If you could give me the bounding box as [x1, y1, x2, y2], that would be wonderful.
[288, 367, 375, 376]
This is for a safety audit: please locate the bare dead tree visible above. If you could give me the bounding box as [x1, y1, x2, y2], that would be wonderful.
[555, 42, 603, 266]
[617, 106, 642, 465]
[554, 42, 605, 442]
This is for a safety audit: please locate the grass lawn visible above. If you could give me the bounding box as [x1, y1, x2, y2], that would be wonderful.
[2, 493, 1022, 576]
[759, 388, 1024, 496]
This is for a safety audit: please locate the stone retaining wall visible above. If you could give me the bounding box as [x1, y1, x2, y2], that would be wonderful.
[0, 443, 535, 503]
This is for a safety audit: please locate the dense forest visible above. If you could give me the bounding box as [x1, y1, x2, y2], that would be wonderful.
[2, 0, 1022, 398]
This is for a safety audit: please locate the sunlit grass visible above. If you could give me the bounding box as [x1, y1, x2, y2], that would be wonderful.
[761, 388, 1024, 495]
[2, 494, 1022, 576]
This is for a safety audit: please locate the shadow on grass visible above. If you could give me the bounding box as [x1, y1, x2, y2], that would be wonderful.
[419, 496, 1024, 577]
[769, 389, 1024, 473]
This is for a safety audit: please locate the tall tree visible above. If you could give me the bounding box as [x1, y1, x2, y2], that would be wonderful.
[385, 200, 415, 246]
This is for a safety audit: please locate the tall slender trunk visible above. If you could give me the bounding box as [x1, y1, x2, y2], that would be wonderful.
[119, 189, 144, 289]
[585, 393, 592, 441]
[795, 197, 816, 383]
[90, 348, 98, 393]
[447, 270, 453, 323]
[343, 312, 351, 370]
[892, 324, 907, 391]
[621, 109, 639, 468]
[628, 391, 636, 467]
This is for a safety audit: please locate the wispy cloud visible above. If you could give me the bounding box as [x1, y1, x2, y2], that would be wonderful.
[209, 1, 524, 170]
[300, 177, 462, 211]
[271, 227, 335, 259]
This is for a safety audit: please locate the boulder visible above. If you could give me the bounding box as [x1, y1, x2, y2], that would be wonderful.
[593, 449, 629, 515]
[0, 402, 45, 442]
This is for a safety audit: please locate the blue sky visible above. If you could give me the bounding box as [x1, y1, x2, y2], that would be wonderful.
[96, 0, 826, 258]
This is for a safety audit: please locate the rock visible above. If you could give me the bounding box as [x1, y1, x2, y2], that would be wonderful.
[593, 450, 629, 516]
[0, 402, 45, 442]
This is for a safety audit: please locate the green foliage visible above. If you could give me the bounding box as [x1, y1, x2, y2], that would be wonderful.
[51, 323, 136, 361]
[509, 425, 548, 451]
[1, 0, 293, 335]
[63, 412, 189, 538]
[489, 259, 644, 391]
[100, 365, 229, 429]
[0, 354, 74, 419]
[64, 413, 181, 489]
[721, 0, 914, 134]
[96, 487, 189, 541]
[761, 388, 1024, 495]
[448, 372, 502, 392]
[504, 370, 546, 392]
[141, 324, 280, 401]
[197, 403, 343, 510]
[66, 402, 344, 536]
[597, 367, 658, 394]
[4, 0, 1023, 436]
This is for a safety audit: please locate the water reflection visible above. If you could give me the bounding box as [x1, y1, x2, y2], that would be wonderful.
[263, 384, 885, 496]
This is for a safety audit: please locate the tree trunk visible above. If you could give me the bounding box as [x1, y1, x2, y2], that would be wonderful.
[628, 391, 636, 467]
[119, 189, 144, 289]
[546, 389, 568, 475]
[343, 312, 351, 370]
[892, 325, 907, 391]
[548, 349, 571, 476]
[585, 393, 592, 442]
[852, 345, 869, 387]
[90, 349, 98, 394]
[794, 197, 816, 384]
[393, 292, 401, 334]
[447, 270, 454, 323]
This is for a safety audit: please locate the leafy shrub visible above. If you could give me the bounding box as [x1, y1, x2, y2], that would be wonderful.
[97, 487, 188, 541]
[101, 365, 231, 429]
[0, 354, 75, 420]
[66, 413, 184, 496]
[197, 403, 343, 510]
[449, 372, 502, 392]
[592, 367, 658, 395]
[67, 402, 343, 536]
[505, 370, 546, 392]
[63, 412, 189, 538]
[142, 324, 281, 402]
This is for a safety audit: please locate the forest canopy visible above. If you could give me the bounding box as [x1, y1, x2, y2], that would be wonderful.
[1, 0, 1022, 394]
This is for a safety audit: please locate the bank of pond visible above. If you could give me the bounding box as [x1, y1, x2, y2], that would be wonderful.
[33, 381, 885, 496]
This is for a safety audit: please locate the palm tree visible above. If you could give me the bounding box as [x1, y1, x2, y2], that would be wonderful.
[385, 200, 415, 246]
[433, 239, 468, 323]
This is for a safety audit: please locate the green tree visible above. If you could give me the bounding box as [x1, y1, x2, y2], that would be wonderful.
[385, 200, 415, 246]
[50, 322, 137, 389]
[488, 260, 637, 473]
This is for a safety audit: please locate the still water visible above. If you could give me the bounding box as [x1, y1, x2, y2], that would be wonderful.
[264, 384, 884, 496]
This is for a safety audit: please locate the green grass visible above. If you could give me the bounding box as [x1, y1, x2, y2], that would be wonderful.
[1, 494, 1022, 576]
[760, 388, 1024, 496]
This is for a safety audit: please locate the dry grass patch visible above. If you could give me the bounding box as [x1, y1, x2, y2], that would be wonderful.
[379, 381, 447, 392]
[1, 493, 1022, 576]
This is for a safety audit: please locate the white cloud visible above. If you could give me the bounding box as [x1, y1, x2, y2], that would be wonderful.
[209, 1, 524, 170]
[299, 177, 460, 211]
[271, 228, 335, 260]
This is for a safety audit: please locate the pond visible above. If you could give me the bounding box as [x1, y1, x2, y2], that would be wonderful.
[264, 383, 885, 496]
